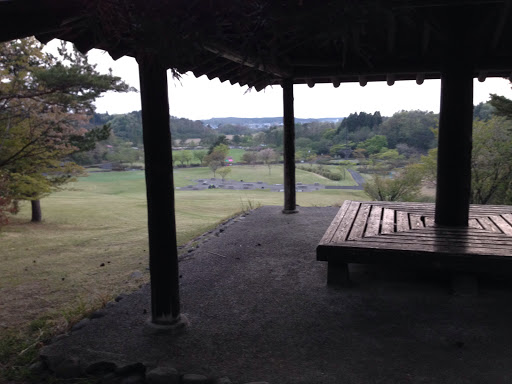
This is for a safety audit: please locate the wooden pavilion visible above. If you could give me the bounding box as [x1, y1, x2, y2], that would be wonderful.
[2, 0, 512, 327]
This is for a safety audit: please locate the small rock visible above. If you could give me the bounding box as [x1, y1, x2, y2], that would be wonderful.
[51, 333, 68, 343]
[121, 374, 146, 384]
[53, 356, 82, 378]
[115, 294, 125, 302]
[71, 318, 90, 331]
[243, 382, 270, 384]
[100, 263, 105, 267]
[100, 373, 122, 384]
[214, 378, 232, 384]
[182, 373, 208, 384]
[219, 228, 224, 233]
[146, 366, 179, 384]
[129, 271, 143, 279]
[29, 361, 47, 375]
[85, 361, 117, 375]
[90, 309, 107, 319]
[188, 249, 194, 253]
[116, 362, 146, 376]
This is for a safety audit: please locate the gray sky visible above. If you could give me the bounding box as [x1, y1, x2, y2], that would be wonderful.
[84, 47, 512, 121]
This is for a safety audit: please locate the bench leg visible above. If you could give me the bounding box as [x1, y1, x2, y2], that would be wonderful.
[327, 260, 350, 286]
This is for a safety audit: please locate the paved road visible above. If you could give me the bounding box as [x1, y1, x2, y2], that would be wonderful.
[179, 169, 366, 192]
[348, 168, 365, 186]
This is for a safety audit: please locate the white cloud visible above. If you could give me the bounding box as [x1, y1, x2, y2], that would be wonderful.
[48, 42, 512, 120]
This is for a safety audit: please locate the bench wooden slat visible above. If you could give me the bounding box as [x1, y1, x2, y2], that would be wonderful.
[345, 237, 512, 254]
[360, 233, 512, 248]
[381, 208, 395, 234]
[364, 205, 382, 237]
[319, 200, 352, 244]
[409, 214, 424, 229]
[477, 217, 502, 233]
[424, 216, 435, 227]
[468, 218, 483, 229]
[410, 227, 489, 235]
[332, 201, 361, 243]
[396, 211, 409, 232]
[492, 215, 512, 236]
[347, 203, 371, 241]
[502, 213, 512, 225]
[329, 241, 512, 257]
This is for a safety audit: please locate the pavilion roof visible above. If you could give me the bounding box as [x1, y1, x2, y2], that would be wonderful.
[2, 0, 512, 90]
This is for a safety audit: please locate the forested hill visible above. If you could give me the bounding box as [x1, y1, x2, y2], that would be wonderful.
[202, 117, 344, 128]
[91, 112, 346, 145]
[92, 112, 215, 145]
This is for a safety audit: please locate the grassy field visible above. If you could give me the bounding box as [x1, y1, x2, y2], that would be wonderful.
[173, 148, 246, 165]
[174, 164, 358, 187]
[0, 165, 368, 380]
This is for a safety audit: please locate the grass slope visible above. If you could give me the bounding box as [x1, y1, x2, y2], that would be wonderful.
[0, 167, 368, 350]
[174, 164, 357, 187]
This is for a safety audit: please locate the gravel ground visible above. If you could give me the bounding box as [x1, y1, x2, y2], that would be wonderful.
[40, 206, 512, 384]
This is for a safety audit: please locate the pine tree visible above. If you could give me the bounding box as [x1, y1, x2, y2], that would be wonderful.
[0, 38, 132, 224]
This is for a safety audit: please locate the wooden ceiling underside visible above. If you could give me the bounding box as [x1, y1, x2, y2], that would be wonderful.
[2, 0, 512, 90]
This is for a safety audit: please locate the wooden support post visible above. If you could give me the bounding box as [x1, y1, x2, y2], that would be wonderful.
[435, 62, 473, 227]
[138, 53, 183, 327]
[282, 79, 297, 214]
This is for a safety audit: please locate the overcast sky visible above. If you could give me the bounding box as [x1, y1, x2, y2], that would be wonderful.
[83, 46, 512, 121]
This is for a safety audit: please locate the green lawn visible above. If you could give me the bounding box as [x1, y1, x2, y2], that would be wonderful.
[173, 148, 246, 165]
[174, 164, 357, 187]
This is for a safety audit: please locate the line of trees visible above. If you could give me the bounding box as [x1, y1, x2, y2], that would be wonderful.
[363, 96, 512, 205]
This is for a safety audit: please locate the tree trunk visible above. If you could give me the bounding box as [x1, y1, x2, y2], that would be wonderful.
[31, 199, 42, 222]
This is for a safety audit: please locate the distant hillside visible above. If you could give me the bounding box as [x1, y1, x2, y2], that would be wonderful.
[202, 116, 344, 128]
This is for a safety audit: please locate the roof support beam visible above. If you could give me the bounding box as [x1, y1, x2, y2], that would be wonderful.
[203, 43, 290, 78]
[435, 60, 473, 226]
[491, 0, 511, 49]
[282, 79, 298, 214]
[138, 52, 186, 330]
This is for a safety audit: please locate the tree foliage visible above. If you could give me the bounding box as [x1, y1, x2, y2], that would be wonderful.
[337, 111, 382, 133]
[378, 110, 437, 150]
[0, 38, 131, 224]
[217, 166, 232, 181]
[364, 166, 423, 202]
[258, 148, 279, 175]
[473, 101, 495, 121]
[242, 151, 258, 165]
[471, 116, 512, 204]
[193, 150, 207, 164]
[489, 94, 512, 120]
[204, 144, 229, 177]
[357, 135, 388, 155]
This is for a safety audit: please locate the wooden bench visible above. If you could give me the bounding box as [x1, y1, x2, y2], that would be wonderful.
[317, 200, 512, 286]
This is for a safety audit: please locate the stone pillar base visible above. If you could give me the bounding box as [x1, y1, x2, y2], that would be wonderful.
[145, 314, 189, 334]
